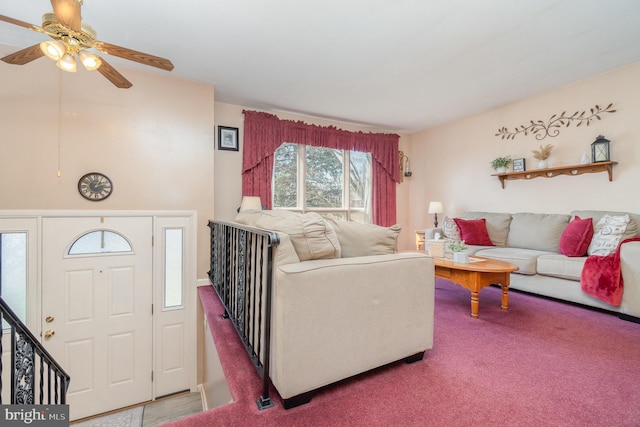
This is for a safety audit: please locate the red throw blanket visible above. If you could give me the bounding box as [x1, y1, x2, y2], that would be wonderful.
[580, 237, 640, 306]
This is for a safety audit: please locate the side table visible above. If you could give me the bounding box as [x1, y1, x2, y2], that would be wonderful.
[415, 230, 425, 251]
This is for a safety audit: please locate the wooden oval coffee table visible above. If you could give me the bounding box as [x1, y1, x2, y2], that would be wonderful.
[433, 256, 519, 318]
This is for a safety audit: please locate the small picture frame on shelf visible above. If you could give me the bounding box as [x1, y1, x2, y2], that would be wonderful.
[513, 158, 526, 172]
[218, 126, 239, 151]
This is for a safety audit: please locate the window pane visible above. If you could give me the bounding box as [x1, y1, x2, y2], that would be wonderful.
[273, 143, 298, 208]
[349, 151, 372, 209]
[305, 146, 343, 208]
[68, 230, 132, 255]
[1, 233, 27, 327]
[349, 151, 372, 223]
[272, 144, 373, 222]
[164, 229, 183, 308]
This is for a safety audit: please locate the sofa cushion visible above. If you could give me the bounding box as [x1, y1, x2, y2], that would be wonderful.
[559, 216, 594, 257]
[537, 254, 586, 281]
[507, 213, 570, 253]
[453, 218, 493, 246]
[571, 210, 639, 240]
[326, 218, 400, 257]
[475, 247, 553, 275]
[460, 212, 512, 247]
[588, 214, 630, 256]
[235, 210, 341, 261]
[464, 245, 495, 255]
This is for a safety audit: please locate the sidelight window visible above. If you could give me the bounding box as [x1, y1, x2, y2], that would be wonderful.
[164, 228, 183, 308]
[0, 232, 27, 327]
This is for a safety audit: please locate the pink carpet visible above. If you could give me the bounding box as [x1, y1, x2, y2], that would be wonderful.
[165, 280, 640, 426]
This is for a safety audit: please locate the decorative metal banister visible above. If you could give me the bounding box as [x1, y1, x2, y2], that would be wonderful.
[0, 296, 70, 405]
[207, 220, 279, 410]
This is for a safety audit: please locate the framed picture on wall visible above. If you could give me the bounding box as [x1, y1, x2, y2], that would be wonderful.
[218, 126, 239, 151]
[513, 158, 526, 172]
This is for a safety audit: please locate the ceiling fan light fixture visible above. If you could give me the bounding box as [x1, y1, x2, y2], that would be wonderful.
[56, 53, 77, 73]
[78, 50, 101, 71]
[40, 40, 65, 60]
[3, 0, 172, 88]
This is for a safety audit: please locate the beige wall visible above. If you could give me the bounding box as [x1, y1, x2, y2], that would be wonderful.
[9, 45, 634, 264]
[406, 61, 640, 249]
[213, 102, 414, 248]
[0, 44, 215, 278]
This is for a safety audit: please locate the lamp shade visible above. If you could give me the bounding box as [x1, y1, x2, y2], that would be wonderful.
[40, 40, 65, 60]
[428, 201, 444, 214]
[78, 50, 102, 71]
[56, 53, 77, 72]
[239, 196, 262, 212]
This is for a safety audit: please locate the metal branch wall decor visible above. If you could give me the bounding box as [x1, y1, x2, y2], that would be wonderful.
[495, 103, 616, 140]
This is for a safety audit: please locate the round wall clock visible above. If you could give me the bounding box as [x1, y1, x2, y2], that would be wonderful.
[78, 172, 113, 201]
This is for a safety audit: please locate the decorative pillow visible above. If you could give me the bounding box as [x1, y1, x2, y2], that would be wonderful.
[453, 218, 494, 246]
[559, 216, 594, 257]
[326, 218, 401, 258]
[442, 216, 461, 241]
[587, 214, 630, 256]
[235, 210, 341, 260]
[572, 210, 639, 241]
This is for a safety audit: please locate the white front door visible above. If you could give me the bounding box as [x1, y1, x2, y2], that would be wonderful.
[42, 217, 152, 421]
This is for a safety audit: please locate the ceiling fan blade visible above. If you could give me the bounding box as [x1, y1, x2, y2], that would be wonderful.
[50, 0, 82, 32]
[94, 41, 174, 71]
[96, 57, 133, 89]
[1, 44, 45, 65]
[0, 14, 45, 32]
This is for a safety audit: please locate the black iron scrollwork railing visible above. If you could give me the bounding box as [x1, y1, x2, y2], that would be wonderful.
[0, 297, 70, 405]
[207, 220, 279, 410]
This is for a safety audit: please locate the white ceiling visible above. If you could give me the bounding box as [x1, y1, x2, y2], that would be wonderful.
[2, 0, 640, 132]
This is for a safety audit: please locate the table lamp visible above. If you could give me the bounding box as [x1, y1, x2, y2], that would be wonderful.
[428, 201, 444, 228]
[239, 196, 262, 212]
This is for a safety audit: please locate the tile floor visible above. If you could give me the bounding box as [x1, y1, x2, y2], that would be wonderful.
[142, 392, 203, 426]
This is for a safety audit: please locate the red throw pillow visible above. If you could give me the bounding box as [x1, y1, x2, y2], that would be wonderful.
[559, 216, 594, 257]
[452, 218, 494, 246]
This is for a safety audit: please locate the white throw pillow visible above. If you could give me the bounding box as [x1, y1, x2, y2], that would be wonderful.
[587, 214, 630, 256]
[442, 216, 461, 241]
[326, 218, 400, 258]
[235, 210, 341, 260]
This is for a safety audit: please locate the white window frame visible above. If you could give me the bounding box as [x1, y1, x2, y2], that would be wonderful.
[273, 144, 372, 222]
[0, 217, 39, 330]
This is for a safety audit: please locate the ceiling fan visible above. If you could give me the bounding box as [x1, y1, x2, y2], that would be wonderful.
[0, 0, 174, 88]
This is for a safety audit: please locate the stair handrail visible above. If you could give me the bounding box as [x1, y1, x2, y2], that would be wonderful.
[0, 296, 70, 405]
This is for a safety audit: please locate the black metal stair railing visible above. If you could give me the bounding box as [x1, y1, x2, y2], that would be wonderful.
[0, 296, 70, 405]
[207, 220, 279, 410]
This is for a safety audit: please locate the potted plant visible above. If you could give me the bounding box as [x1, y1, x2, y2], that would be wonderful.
[448, 240, 469, 263]
[532, 144, 553, 169]
[490, 156, 512, 173]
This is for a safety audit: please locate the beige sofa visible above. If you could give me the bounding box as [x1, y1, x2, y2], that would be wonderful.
[234, 210, 435, 408]
[426, 210, 640, 320]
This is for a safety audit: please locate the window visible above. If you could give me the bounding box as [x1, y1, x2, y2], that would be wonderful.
[164, 228, 183, 308]
[1, 232, 27, 327]
[68, 230, 132, 255]
[273, 143, 372, 222]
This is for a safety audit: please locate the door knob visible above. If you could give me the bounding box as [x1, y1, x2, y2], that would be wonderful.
[45, 316, 55, 323]
[44, 330, 55, 339]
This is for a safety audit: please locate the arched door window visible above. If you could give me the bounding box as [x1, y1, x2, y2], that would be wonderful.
[68, 230, 133, 255]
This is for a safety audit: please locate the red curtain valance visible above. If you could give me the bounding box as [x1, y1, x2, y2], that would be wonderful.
[241, 110, 400, 226]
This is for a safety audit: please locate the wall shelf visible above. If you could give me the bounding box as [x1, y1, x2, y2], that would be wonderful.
[492, 161, 618, 189]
